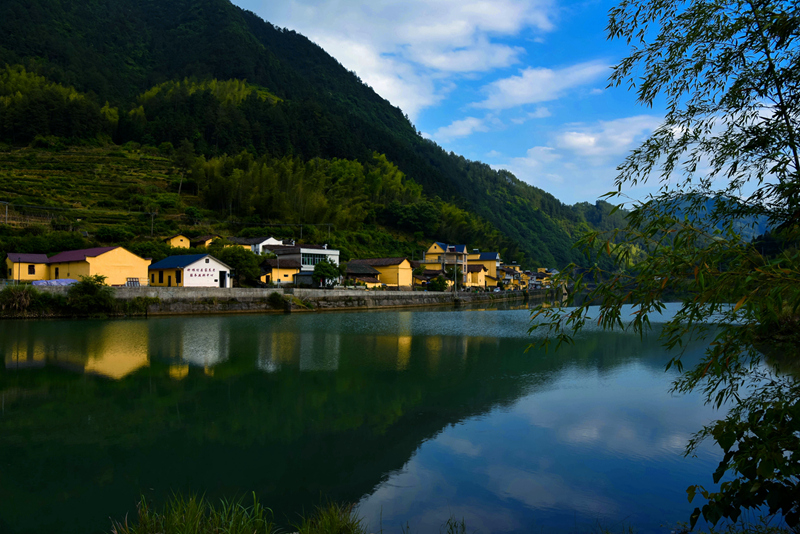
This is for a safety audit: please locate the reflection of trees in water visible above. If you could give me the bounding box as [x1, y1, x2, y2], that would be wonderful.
[0, 317, 694, 534]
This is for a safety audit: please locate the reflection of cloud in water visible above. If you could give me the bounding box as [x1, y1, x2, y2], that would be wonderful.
[181, 321, 229, 367]
[435, 433, 482, 457]
[511, 364, 717, 462]
[483, 465, 618, 516]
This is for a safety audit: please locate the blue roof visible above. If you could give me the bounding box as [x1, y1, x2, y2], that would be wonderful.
[149, 254, 211, 270]
[479, 252, 500, 260]
[434, 242, 467, 254]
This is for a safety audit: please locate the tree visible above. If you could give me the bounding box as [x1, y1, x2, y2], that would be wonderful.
[531, 0, 800, 528]
[312, 258, 341, 288]
[427, 275, 448, 292]
[214, 246, 260, 287]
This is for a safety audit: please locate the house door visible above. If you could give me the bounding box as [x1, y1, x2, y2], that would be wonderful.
[167, 276, 172, 287]
[219, 271, 227, 288]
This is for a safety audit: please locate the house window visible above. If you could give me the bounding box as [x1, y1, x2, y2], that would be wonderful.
[158, 271, 163, 283]
[151, 274, 155, 284]
[205, 259, 209, 264]
[54, 267, 59, 278]
[176, 270, 181, 284]
[28, 265, 35, 275]
[301, 253, 329, 266]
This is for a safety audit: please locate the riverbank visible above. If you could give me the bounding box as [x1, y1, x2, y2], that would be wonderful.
[5, 286, 560, 317]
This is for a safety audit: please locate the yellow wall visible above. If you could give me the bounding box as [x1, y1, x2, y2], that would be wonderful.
[466, 258, 498, 286]
[150, 268, 184, 287]
[50, 260, 91, 281]
[166, 235, 191, 249]
[261, 267, 300, 284]
[5, 259, 48, 281]
[466, 269, 486, 287]
[373, 260, 412, 287]
[85, 247, 151, 286]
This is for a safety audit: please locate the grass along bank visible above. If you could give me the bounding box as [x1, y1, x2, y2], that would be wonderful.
[109, 494, 793, 534]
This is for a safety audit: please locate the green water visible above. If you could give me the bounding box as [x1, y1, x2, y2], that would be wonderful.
[0, 304, 723, 533]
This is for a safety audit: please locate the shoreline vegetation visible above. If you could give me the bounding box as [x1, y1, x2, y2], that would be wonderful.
[110, 494, 793, 534]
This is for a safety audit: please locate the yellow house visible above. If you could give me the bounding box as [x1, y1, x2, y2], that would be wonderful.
[344, 262, 383, 288]
[349, 258, 413, 288]
[466, 251, 501, 287]
[421, 242, 468, 269]
[49, 247, 151, 286]
[163, 234, 191, 249]
[465, 264, 487, 288]
[191, 235, 221, 248]
[260, 258, 301, 285]
[5, 253, 49, 282]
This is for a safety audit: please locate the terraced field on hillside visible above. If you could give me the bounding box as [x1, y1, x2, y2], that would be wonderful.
[0, 146, 202, 233]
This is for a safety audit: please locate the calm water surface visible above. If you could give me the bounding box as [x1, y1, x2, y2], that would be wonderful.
[0, 303, 725, 534]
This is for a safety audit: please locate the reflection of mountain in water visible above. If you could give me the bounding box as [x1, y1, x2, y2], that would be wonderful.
[0, 312, 695, 534]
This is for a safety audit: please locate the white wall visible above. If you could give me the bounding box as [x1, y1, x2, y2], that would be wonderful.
[183, 256, 231, 288]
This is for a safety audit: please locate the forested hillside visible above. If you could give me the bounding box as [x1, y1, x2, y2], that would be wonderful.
[0, 0, 627, 268]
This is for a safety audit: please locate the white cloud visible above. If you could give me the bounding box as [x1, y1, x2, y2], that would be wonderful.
[246, 0, 558, 119]
[556, 115, 661, 159]
[431, 117, 488, 141]
[510, 107, 551, 124]
[493, 115, 662, 202]
[475, 60, 610, 110]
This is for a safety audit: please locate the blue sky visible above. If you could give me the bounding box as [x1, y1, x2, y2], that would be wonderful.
[231, 0, 664, 205]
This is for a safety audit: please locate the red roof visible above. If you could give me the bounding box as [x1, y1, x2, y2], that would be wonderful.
[48, 247, 118, 263]
[6, 253, 49, 264]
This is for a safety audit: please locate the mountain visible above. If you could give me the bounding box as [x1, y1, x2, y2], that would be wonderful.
[0, 0, 626, 268]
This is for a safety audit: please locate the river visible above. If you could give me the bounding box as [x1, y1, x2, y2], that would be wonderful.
[0, 303, 725, 533]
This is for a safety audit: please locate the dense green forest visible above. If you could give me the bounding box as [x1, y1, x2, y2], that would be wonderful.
[0, 0, 628, 268]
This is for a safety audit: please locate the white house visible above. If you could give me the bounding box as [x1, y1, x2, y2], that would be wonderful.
[274, 244, 340, 285]
[148, 254, 233, 288]
[229, 236, 293, 255]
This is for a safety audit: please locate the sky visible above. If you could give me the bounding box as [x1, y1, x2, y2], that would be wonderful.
[231, 0, 665, 205]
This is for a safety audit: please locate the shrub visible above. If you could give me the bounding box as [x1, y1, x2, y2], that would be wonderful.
[267, 292, 284, 309]
[0, 284, 36, 312]
[67, 275, 114, 315]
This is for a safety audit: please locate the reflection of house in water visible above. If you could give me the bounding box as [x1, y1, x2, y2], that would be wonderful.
[181, 320, 230, 367]
[257, 330, 300, 372]
[4, 338, 47, 369]
[82, 323, 149, 379]
[299, 332, 341, 371]
[4, 322, 149, 380]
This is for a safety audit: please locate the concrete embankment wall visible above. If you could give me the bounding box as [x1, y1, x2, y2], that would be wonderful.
[36, 286, 541, 315]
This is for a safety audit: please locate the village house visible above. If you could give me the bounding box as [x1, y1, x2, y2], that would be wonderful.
[229, 236, 292, 255]
[260, 258, 301, 285]
[421, 242, 469, 288]
[467, 250, 501, 288]
[149, 254, 232, 288]
[191, 235, 222, 248]
[274, 244, 340, 286]
[465, 264, 488, 288]
[412, 268, 450, 288]
[163, 234, 191, 249]
[343, 262, 383, 288]
[348, 258, 412, 289]
[6, 253, 49, 282]
[6, 247, 151, 286]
